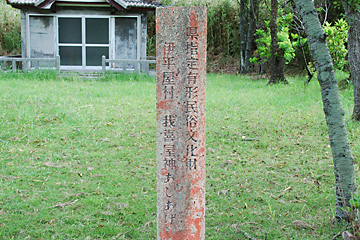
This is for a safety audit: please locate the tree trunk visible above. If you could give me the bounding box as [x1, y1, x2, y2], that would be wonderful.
[243, 0, 255, 73]
[294, 0, 357, 222]
[345, 4, 360, 121]
[268, 0, 287, 84]
[239, 0, 246, 73]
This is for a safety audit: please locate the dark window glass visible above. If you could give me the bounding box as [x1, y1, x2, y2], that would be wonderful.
[86, 47, 109, 66]
[59, 18, 82, 44]
[86, 18, 109, 44]
[59, 46, 82, 66]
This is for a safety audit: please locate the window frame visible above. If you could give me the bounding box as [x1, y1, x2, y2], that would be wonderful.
[58, 15, 111, 69]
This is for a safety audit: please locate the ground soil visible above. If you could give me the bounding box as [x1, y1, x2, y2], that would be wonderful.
[207, 54, 240, 75]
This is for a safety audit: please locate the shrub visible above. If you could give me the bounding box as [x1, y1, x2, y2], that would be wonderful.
[0, 0, 21, 55]
[323, 19, 348, 71]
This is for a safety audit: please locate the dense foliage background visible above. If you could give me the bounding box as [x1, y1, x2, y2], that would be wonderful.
[0, 0, 347, 74]
[147, 0, 346, 74]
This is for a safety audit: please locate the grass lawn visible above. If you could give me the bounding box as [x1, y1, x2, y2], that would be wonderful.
[0, 71, 359, 239]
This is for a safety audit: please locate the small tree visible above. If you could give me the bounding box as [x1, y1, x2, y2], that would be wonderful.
[268, 0, 287, 84]
[250, 14, 295, 71]
[294, 0, 357, 222]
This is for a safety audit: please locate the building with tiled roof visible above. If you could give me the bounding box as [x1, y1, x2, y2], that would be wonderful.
[7, 0, 160, 71]
[8, 0, 160, 10]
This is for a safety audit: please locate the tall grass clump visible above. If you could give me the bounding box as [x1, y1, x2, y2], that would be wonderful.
[0, 0, 21, 56]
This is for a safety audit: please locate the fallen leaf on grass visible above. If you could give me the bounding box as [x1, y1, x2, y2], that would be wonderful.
[44, 219, 56, 224]
[218, 189, 230, 196]
[208, 148, 215, 153]
[87, 167, 95, 171]
[291, 220, 314, 230]
[100, 211, 114, 216]
[243, 203, 254, 209]
[70, 192, 88, 197]
[141, 221, 154, 232]
[342, 231, 360, 240]
[43, 162, 63, 168]
[19, 210, 34, 215]
[269, 180, 280, 186]
[90, 174, 105, 178]
[30, 179, 43, 182]
[114, 203, 129, 209]
[239, 222, 258, 226]
[290, 199, 306, 203]
[282, 186, 293, 192]
[241, 137, 259, 141]
[0, 175, 18, 180]
[54, 199, 78, 208]
[280, 225, 287, 230]
[100, 138, 110, 143]
[144, 221, 154, 228]
[219, 160, 233, 168]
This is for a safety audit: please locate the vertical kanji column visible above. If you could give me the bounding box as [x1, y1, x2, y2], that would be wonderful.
[156, 6, 207, 240]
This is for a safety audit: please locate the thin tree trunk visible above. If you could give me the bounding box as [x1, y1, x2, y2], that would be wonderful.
[268, 0, 287, 84]
[244, 0, 255, 73]
[294, 0, 357, 222]
[239, 0, 246, 73]
[253, 0, 265, 75]
[299, 38, 314, 85]
[345, 4, 360, 121]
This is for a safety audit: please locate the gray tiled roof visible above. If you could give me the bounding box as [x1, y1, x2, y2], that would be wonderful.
[124, 0, 160, 8]
[8, 0, 159, 9]
[8, 0, 37, 4]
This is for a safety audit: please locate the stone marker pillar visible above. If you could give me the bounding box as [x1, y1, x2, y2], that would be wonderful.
[156, 6, 207, 240]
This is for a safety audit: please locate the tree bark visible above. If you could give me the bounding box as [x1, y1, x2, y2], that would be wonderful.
[239, 0, 246, 73]
[294, 0, 357, 222]
[243, 0, 255, 73]
[344, 4, 360, 121]
[268, 0, 287, 84]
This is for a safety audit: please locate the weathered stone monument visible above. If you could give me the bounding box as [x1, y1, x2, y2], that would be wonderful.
[156, 6, 207, 240]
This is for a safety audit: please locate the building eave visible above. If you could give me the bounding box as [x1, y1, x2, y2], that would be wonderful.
[105, 0, 127, 10]
[34, 0, 55, 9]
[7, 0, 159, 10]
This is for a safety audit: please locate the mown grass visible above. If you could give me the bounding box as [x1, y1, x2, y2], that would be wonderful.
[0, 71, 359, 239]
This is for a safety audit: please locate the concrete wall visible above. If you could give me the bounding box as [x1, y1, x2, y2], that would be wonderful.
[141, 13, 147, 60]
[21, 11, 27, 58]
[114, 17, 138, 60]
[29, 16, 56, 58]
